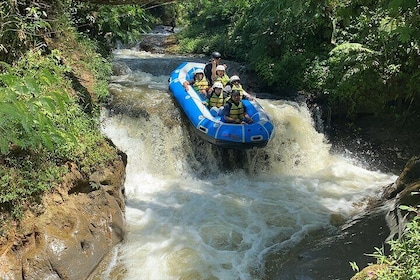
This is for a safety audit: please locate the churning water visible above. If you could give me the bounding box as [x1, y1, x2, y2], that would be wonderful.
[98, 49, 396, 280]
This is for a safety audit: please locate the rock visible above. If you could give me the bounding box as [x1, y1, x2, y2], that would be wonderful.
[112, 62, 132, 76]
[382, 156, 420, 199]
[345, 156, 420, 279]
[351, 264, 387, 280]
[383, 156, 420, 240]
[0, 157, 126, 280]
[0, 252, 22, 280]
[266, 207, 391, 280]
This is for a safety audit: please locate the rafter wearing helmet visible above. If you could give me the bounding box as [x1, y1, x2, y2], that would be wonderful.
[183, 68, 209, 97]
[225, 75, 254, 101]
[212, 64, 230, 87]
[204, 51, 227, 86]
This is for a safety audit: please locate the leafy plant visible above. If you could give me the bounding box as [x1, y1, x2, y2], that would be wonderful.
[69, 3, 157, 47]
[0, 50, 76, 155]
[0, 5, 120, 221]
[178, 0, 253, 57]
[0, 150, 68, 219]
[352, 203, 420, 279]
[179, 0, 419, 117]
[0, 0, 51, 64]
[350, 261, 360, 272]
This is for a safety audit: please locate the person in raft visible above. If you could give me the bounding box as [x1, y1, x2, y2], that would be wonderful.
[204, 51, 227, 86]
[204, 81, 229, 116]
[212, 65, 230, 87]
[222, 90, 253, 124]
[183, 68, 209, 96]
[224, 75, 254, 100]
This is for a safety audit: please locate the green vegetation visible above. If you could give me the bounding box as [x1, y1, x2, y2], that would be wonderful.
[1, 1, 418, 277]
[69, 2, 158, 51]
[177, 0, 419, 117]
[351, 205, 420, 280]
[0, 0, 159, 223]
[0, 39, 116, 220]
[0, 51, 73, 155]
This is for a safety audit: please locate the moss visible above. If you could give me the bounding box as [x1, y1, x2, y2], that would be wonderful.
[351, 264, 388, 280]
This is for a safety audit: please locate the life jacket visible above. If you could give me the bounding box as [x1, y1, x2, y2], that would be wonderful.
[193, 77, 209, 91]
[228, 101, 244, 120]
[214, 74, 230, 87]
[208, 92, 225, 108]
[232, 84, 244, 98]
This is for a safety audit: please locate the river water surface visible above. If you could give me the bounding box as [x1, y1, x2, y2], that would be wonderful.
[98, 49, 396, 280]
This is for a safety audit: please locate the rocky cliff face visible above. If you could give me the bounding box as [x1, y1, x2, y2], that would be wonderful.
[0, 157, 126, 280]
[383, 156, 420, 240]
[350, 156, 420, 279]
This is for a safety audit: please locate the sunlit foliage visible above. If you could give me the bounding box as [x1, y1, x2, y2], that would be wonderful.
[69, 2, 158, 48]
[179, 0, 419, 116]
[0, 1, 51, 63]
[0, 0, 122, 219]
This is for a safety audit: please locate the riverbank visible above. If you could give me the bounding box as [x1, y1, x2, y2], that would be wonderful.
[0, 25, 127, 279]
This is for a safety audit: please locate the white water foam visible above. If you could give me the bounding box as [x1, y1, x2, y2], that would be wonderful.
[101, 106, 395, 279]
[99, 54, 397, 279]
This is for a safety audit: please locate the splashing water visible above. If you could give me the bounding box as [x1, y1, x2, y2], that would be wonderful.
[97, 50, 396, 280]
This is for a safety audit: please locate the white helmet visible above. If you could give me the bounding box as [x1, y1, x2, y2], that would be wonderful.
[194, 69, 204, 75]
[230, 75, 240, 83]
[224, 85, 232, 93]
[216, 65, 225, 71]
[213, 82, 223, 89]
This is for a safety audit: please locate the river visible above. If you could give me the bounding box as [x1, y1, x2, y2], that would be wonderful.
[96, 49, 397, 280]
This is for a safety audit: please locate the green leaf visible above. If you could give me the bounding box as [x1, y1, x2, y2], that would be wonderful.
[0, 137, 10, 154]
[330, 43, 377, 55]
[38, 96, 57, 111]
[0, 73, 19, 87]
[396, 26, 411, 43]
[23, 76, 41, 96]
[388, 0, 403, 10]
[349, 261, 359, 272]
[399, 205, 411, 211]
[41, 133, 54, 150]
[0, 103, 22, 120]
[49, 90, 69, 111]
[38, 68, 58, 85]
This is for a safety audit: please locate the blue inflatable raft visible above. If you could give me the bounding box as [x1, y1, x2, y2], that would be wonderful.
[169, 62, 275, 149]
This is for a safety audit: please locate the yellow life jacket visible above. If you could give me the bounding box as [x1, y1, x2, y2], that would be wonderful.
[208, 92, 225, 108]
[232, 84, 244, 99]
[228, 101, 244, 120]
[214, 74, 230, 87]
[193, 77, 209, 91]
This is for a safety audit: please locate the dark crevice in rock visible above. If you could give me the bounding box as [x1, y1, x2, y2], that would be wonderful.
[49, 259, 63, 279]
[68, 180, 94, 195]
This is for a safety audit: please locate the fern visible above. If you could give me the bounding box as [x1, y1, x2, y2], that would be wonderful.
[329, 43, 377, 55]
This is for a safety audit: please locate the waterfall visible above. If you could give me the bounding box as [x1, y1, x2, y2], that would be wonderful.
[95, 49, 396, 280]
